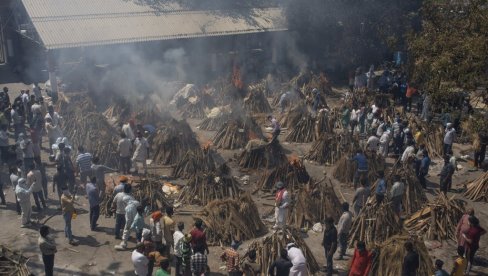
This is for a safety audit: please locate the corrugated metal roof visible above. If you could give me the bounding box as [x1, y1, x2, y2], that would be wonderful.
[21, 0, 286, 49]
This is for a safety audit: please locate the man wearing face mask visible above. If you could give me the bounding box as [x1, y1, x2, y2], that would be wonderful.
[15, 178, 32, 227]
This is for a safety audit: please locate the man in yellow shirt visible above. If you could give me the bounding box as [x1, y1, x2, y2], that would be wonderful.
[450, 247, 467, 276]
[162, 206, 175, 257]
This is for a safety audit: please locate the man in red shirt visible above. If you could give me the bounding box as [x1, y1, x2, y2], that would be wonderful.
[190, 218, 209, 255]
[348, 241, 373, 276]
[462, 216, 486, 274]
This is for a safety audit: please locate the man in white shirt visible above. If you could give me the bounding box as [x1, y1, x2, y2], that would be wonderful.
[132, 243, 149, 275]
[44, 105, 62, 128]
[173, 222, 185, 276]
[336, 202, 353, 260]
[401, 141, 416, 164]
[390, 175, 405, 217]
[132, 131, 149, 175]
[366, 131, 379, 154]
[287, 243, 307, 276]
[379, 130, 391, 157]
[122, 120, 135, 141]
[273, 182, 290, 230]
[443, 123, 456, 156]
[118, 133, 132, 174]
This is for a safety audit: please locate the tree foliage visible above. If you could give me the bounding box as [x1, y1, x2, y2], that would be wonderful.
[407, 0, 488, 92]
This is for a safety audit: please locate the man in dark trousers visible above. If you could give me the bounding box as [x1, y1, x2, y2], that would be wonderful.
[268, 248, 292, 276]
[322, 217, 338, 276]
[439, 156, 455, 194]
[38, 225, 56, 276]
[402, 241, 419, 276]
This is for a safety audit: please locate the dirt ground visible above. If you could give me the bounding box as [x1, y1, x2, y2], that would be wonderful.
[0, 84, 487, 275]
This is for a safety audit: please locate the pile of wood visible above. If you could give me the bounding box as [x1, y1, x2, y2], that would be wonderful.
[194, 193, 266, 245]
[464, 172, 488, 202]
[279, 103, 307, 128]
[348, 203, 403, 247]
[248, 228, 320, 275]
[305, 134, 342, 165]
[255, 158, 310, 192]
[178, 172, 241, 206]
[151, 119, 200, 165]
[63, 112, 120, 168]
[172, 147, 228, 179]
[238, 140, 288, 169]
[0, 245, 30, 276]
[404, 194, 466, 241]
[288, 179, 342, 229]
[198, 106, 232, 131]
[285, 114, 316, 143]
[103, 96, 168, 127]
[213, 117, 263, 150]
[243, 89, 272, 114]
[180, 93, 215, 119]
[369, 235, 434, 276]
[315, 109, 334, 134]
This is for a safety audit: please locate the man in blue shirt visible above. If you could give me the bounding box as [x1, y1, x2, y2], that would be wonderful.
[375, 171, 387, 205]
[418, 150, 431, 189]
[351, 150, 368, 188]
[85, 177, 100, 231]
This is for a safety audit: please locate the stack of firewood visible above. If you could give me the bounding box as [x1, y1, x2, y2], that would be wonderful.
[178, 172, 241, 206]
[285, 114, 316, 143]
[255, 158, 310, 192]
[243, 89, 272, 114]
[172, 147, 228, 179]
[213, 117, 263, 150]
[193, 193, 267, 245]
[404, 194, 466, 241]
[348, 203, 403, 247]
[248, 228, 320, 275]
[288, 179, 342, 229]
[0, 245, 31, 276]
[151, 119, 200, 165]
[463, 172, 488, 202]
[238, 140, 288, 169]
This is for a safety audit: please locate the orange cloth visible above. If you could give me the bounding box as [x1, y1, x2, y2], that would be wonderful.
[406, 86, 417, 98]
[152, 211, 163, 221]
[348, 248, 373, 276]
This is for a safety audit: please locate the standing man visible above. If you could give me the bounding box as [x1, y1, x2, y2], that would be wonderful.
[322, 217, 338, 276]
[401, 141, 416, 164]
[375, 171, 387, 205]
[11, 105, 24, 139]
[191, 244, 208, 276]
[10, 167, 22, 214]
[132, 131, 149, 175]
[378, 129, 391, 158]
[190, 218, 209, 255]
[19, 133, 35, 172]
[267, 115, 281, 142]
[38, 225, 56, 276]
[287, 243, 308, 276]
[390, 175, 405, 218]
[348, 241, 374, 276]
[132, 242, 149, 276]
[15, 178, 32, 227]
[150, 211, 165, 254]
[418, 150, 431, 189]
[443, 123, 456, 156]
[118, 133, 132, 174]
[268, 249, 293, 276]
[122, 119, 136, 141]
[112, 184, 132, 240]
[366, 131, 379, 155]
[336, 203, 353, 260]
[85, 177, 100, 231]
[462, 216, 486, 274]
[91, 157, 117, 198]
[173, 222, 185, 276]
[44, 105, 62, 128]
[75, 146, 92, 185]
[0, 125, 9, 166]
[352, 179, 370, 216]
[439, 156, 455, 194]
[220, 241, 241, 276]
[61, 188, 78, 245]
[116, 196, 139, 250]
[27, 164, 46, 211]
[473, 133, 487, 169]
[351, 150, 368, 188]
[273, 181, 290, 230]
[162, 206, 175, 256]
[402, 241, 419, 276]
[52, 165, 68, 208]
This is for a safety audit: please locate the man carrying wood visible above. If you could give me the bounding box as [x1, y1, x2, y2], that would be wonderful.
[273, 182, 290, 230]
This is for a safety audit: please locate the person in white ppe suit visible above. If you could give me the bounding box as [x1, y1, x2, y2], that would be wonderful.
[378, 129, 391, 157]
[273, 181, 290, 230]
[115, 196, 139, 250]
[15, 178, 32, 227]
[287, 243, 308, 276]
